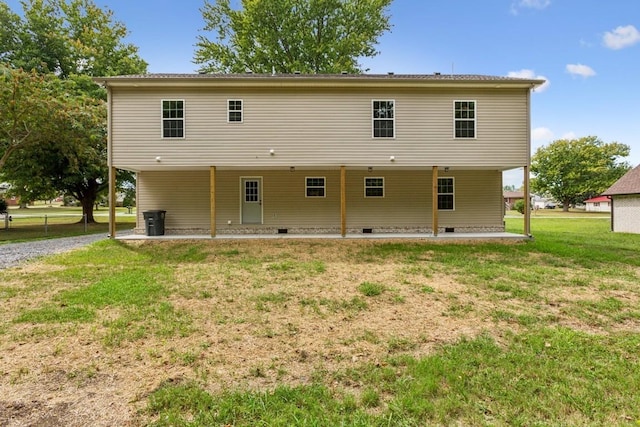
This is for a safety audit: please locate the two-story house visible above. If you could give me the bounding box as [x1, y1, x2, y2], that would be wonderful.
[95, 73, 543, 238]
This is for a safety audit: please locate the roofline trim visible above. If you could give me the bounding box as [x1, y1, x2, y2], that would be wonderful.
[94, 73, 545, 89]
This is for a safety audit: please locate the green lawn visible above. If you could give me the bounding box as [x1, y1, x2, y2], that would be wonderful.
[1, 215, 638, 426]
[1, 205, 136, 243]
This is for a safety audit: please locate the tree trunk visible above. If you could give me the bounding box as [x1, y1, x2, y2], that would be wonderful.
[76, 181, 101, 224]
[81, 196, 97, 223]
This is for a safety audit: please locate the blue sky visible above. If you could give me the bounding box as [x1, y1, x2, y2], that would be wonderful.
[5, 0, 640, 187]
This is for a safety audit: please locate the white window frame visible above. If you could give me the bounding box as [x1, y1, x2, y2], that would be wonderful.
[372, 100, 395, 139]
[364, 177, 385, 198]
[453, 100, 476, 139]
[227, 99, 243, 123]
[161, 99, 185, 139]
[437, 177, 455, 211]
[305, 177, 326, 198]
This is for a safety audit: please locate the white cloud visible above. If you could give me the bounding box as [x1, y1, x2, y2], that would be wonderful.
[561, 131, 577, 140]
[603, 25, 640, 50]
[510, 0, 551, 15]
[532, 127, 554, 141]
[566, 63, 596, 78]
[579, 38, 593, 48]
[507, 69, 550, 92]
[520, 0, 551, 9]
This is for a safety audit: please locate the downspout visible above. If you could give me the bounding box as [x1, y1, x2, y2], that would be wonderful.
[607, 196, 613, 231]
[524, 86, 533, 237]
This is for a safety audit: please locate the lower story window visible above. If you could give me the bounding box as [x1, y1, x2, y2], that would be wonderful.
[306, 177, 326, 197]
[437, 177, 454, 210]
[365, 177, 384, 197]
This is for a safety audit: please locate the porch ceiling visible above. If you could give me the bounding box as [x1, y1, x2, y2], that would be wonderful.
[114, 164, 525, 173]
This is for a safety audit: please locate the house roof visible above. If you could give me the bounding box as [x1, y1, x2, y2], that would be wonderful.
[602, 165, 640, 196]
[584, 196, 610, 203]
[503, 191, 524, 198]
[94, 73, 545, 89]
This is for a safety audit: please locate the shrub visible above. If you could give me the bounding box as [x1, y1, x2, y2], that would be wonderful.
[514, 199, 526, 214]
[0, 198, 7, 214]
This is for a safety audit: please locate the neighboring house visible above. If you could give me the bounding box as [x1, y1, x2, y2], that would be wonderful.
[504, 191, 524, 210]
[0, 183, 19, 206]
[602, 165, 640, 234]
[95, 73, 543, 237]
[583, 196, 611, 213]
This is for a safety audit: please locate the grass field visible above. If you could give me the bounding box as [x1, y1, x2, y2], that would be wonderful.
[0, 206, 136, 242]
[0, 215, 638, 426]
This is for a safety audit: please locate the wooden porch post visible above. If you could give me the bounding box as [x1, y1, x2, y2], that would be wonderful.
[108, 166, 116, 238]
[432, 166, 439, 236]
[524, 165, 531, 236]
[106, 85, 116, 239]
[210, 166, 216, 237]
[340, 166, 346, 237]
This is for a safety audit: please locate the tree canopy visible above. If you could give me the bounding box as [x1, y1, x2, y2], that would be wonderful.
[1, 72, 110, 220]
[194, 0, 393, 74]
[1, 0, 147, 221]
[530, 136, 630, 211]
[0, 66, 60, 170]
[1, 0, 147, 78]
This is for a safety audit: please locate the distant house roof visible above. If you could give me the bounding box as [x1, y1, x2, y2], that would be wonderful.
[603, 165, 640, 196]
[503, 191, 524, 199]
[584, 196, 610, 203]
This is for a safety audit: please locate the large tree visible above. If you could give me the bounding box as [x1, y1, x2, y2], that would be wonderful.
[1, 74, 109, 221]
[531, 136, 630, 211]
[1, 0, 147, 78]
[0, 66, 60, 170]
[194, 0, 393, 74]
[0, 0, 146, 222]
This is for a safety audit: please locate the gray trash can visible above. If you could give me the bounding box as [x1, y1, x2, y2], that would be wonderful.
[143, 210, 166, 236]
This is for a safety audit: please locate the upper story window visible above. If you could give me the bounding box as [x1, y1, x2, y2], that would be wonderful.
[305, 177, 326, 197]
[372, 100, 395, 138]
[454, 100, 475, 138]
[437, 177, 455, 210]
[365, 177, 384, 197]
[228, 99, 243, 123]
[162, 100, 184, 138]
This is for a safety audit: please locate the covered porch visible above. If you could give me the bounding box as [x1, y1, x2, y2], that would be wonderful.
[107, 165, 532, 239]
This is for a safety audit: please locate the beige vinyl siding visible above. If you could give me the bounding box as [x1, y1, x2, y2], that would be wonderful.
[111, 87, 529, 171]
[136, 169, 503, 232]
[137, 171, 210, 231]
[612, 196, 640, 234]
[216, 170, 341, 229]
[346, 170, 502, 229]
[436, 170, 503, 228]
[346, 170, 431, 227]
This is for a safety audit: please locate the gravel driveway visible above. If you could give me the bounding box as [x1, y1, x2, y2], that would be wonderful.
[0, 233, 109, 270]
